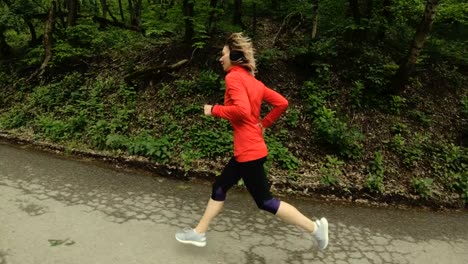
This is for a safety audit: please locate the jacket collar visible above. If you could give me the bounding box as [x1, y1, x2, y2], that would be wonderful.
[228, 65, 249, 74]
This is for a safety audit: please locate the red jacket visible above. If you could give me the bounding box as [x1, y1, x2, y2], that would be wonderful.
[212, 66, 288, 162]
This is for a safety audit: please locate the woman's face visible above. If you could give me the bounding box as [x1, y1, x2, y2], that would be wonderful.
[219, 46, 232, 72]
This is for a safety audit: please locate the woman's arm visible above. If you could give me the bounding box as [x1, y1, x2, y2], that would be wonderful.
[260, 87, 288, 129]
[211, 73, 251, 121]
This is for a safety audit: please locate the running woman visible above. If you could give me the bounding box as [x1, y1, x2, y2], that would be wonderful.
[175, 32, 329, 250]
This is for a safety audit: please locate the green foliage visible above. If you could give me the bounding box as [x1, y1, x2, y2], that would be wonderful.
[302, 81, 329, 115]
[366, 151, 385, 193]
[0, 106, 28, 129]
[319, 155, 343, 186]
[22, 46, 44, 66]
[390, 133, 427, 167]
[389, 95, 407, 115]
[35, 115, 69, 142]
[346, 48, 398, 94]
[364, 62, 398, 93]
[311, 62, 333, 84]
[175, 70, 219, 96]
[390, 120, 408, 135]
[431, 142, 468, 201]
[313, 107, 364, 160]
[87, 120, 113, 149]
[258, 48, 282, 67]
[350, 80, 364, 108]
[128, 135, 172, 163]
[411, 177, 433, 198]
[180, 149, 204, 171]
[461, 96, 468, 116]
[143, 5, 178, 38]
[105, 134, 130, 150]
[409, 110, 433, 127]
[285, 108, 301, 128]
[186, 118, 232, 158]
[265, 137, 300, 171]
[197, 70, 220, 94]
[192, 22, 209, 49]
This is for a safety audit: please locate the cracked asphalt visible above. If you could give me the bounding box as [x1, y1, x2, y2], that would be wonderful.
[1, 142, 467, 264]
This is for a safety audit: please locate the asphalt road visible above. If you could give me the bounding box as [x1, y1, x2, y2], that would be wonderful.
[1, 142, 467, 264]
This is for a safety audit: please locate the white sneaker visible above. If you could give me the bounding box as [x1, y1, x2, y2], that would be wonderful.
[313, 217, 329, 250]
[175, 228, 207, 247]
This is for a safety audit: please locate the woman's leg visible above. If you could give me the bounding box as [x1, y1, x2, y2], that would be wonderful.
[176, 158, 241, 246]
[241, 157, 329, 249]
[275, 201, 315, 232]
[195, 158, 241, 233]
[195, 198, 224, 233]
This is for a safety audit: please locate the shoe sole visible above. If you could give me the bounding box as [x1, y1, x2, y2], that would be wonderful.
[175, 236, 207, 247]
[320, 217, 329, 250]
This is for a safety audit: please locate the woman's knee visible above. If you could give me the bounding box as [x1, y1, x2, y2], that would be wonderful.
[256, 198, 280, 214]
[211, 185, 227, 201]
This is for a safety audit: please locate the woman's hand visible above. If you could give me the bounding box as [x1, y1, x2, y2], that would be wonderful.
[258, 122, 265, 135]
[204, 104, 213, 116]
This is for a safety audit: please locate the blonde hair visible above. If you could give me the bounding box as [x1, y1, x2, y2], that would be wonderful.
[225, 32, 257, 76]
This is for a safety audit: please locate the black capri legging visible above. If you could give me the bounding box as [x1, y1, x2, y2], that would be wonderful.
[211, 156, 280, 214]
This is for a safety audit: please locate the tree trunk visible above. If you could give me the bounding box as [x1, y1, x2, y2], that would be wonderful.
[24, 17, 37, 44]
[311, 0, 319, 39]
[207, 0, 218, 34]
[93, 16, 143, 33]
[348, 0, 361, 24]
[131, 0, 142, 27]
[233, 0, 242, 26]
[67, 0, 78, 26]
[365, 0, 373, 19]
[392, 0, 439, 93]
[100, 0, 107, 19]
[183, 0, 194, 43]
[271, 0, 279, 11]
[128, 0, 134, 23]
[118, 0, 125, 21]
[40, 1, 57, 74]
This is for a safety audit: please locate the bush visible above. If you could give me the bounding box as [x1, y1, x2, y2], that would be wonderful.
[390, 133, 426, 167]
[302, 81, 330, 116]
[285, 108, 301, 128]
[258, 48, 282, 67]
[35, 115, 69, 142]
[0, 106, 29, 129]
[128, 135, 173, 163]
[431, 142, 468, 202]
[390, 120, 408, 135]
[411, 177, 433, 198]
[105, 134, 130, 150]
[313, 107, 364, 159]
[319, 155, 343, 186]
[389, 95, 407, 115]
[186, 119, 232, 158]
[265, 137, 300, 171]
[175, 70, 220, 96]
[410, 110, 433, 127]
[350, 80, 364, 109]
[87, 120, 113, 149]
[461, 96, 468, 116]
[366, 151, 385, 193]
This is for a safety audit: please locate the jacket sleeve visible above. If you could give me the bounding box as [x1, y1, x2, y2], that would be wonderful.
[212, 73, 251, 121]
[260, 86, 288, 129]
